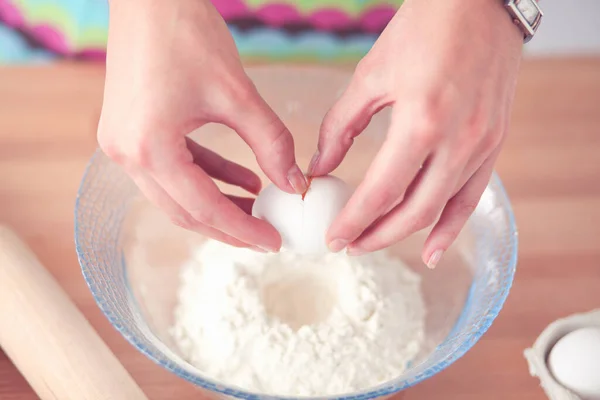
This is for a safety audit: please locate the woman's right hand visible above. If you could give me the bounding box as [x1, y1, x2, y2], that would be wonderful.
[98, 0, 307, 252]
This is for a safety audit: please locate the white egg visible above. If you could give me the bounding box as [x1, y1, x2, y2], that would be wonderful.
[252, 175, 352, 255]
[548, 327, 600, 400]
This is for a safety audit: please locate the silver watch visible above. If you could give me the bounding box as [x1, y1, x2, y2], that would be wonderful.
[504, 0, 543, 43]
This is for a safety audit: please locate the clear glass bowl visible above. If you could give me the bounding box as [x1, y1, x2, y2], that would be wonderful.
[75, 65, 517, 400]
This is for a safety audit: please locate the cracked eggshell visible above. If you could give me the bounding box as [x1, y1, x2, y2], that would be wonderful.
[252, 175, 352, 255]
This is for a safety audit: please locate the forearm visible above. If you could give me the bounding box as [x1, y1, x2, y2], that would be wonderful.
[108, 0, 213, 27]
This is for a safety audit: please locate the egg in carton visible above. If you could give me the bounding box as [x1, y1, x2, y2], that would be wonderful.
[524, 309, 600, 400]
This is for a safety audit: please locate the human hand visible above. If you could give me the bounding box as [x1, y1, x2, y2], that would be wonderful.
[309, 0, 523, 267]
[98, 0, 306, 252]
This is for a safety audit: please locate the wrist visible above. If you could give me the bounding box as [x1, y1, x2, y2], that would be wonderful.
[465, 0, 525, 47]
[109, 0, 211, 22]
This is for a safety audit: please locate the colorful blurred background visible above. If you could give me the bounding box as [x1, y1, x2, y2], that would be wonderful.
[1, 0, 600, 64]
[0, 0, 404, 64]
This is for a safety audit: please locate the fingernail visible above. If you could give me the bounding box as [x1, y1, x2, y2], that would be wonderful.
[328, 238, 348, 253]
[260, 244, 280, 253]
[287, 164, 308, 194]
[307, 151, 320, 176]
[346, 246, 366, 256]
[427, 250, 444, 269]
[249, 176, 262, 195]
[250, 246, 268, 253]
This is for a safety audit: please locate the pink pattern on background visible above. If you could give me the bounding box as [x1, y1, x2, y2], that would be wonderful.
[255, 4, 302, 26]
[78, 48, 106, 61]
[0, 0, 25, 27]
[310, 9, 351, 31]
[30, 24, 70, 54]
[212, 0, 395, 32]
[359, 7, 396, 33]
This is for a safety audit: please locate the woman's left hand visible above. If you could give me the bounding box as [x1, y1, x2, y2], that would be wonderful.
[309, 0, 523, 267]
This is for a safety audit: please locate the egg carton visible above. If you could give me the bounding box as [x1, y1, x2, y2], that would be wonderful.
[524, 309, 600, 400]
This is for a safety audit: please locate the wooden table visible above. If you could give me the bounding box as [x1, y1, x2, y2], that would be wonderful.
[1, 59, 599, 400]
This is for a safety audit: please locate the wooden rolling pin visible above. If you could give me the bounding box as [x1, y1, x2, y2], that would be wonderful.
[0, 226, 148, 400]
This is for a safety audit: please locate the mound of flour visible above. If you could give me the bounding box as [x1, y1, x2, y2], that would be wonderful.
[170, 239, 426, 396]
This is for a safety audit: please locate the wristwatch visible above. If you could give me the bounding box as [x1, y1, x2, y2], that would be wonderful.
[504, 0, 544, 43]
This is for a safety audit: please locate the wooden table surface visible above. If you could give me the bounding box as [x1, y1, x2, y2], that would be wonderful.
[0, 58, 599, 400]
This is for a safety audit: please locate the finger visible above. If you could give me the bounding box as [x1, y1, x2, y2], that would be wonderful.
[347, 146, 466, 255]
[325, 109, 434, 252]
[223, 83, 306, 195]
[149, 140, 282, 252]
[185, 137, 262, 194]
[308, 77, 388, 177]
[422, 150, 498, 269]
[225, 195, 254, 215]
[126, 168, 251, 248]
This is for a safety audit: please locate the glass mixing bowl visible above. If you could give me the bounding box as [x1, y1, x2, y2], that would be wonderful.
[75, 65, 517, 399]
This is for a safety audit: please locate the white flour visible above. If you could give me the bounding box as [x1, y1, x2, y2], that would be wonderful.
[170, 239, 426, 396]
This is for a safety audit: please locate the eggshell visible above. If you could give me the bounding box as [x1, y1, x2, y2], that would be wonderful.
[548, 327, 600, 400]
[252, 175, 352, 255]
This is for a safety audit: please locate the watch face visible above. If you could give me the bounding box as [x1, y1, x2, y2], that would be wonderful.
[515, 0, 540, 25]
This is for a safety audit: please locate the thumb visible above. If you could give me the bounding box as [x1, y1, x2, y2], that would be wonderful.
[225, 83, 307, 195]
[308, 79, 387, 177]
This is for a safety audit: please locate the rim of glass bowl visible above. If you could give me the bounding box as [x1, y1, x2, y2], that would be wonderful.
[76, 144, 517, 400]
